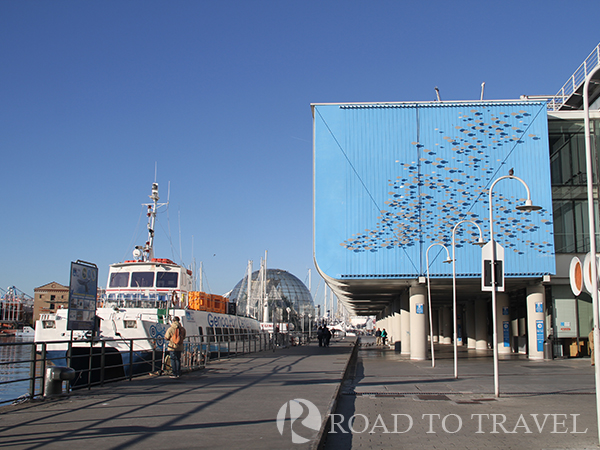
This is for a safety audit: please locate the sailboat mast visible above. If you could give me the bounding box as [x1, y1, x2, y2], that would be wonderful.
[246, 260, 252, 317]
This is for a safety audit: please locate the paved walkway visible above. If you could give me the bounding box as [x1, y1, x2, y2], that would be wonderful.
[325, 340, 599, 450]
[0, 339, 356, 450]
[2, 338, 600, 449]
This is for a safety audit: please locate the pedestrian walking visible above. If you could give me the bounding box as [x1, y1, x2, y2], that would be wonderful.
[165, 316, 186, 378]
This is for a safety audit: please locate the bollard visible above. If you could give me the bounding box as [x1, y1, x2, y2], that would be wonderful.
[44, 366, 76, 397]
[543, 340, 553, 360]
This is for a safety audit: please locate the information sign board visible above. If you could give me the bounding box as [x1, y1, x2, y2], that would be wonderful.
[67, 260, 98, 331]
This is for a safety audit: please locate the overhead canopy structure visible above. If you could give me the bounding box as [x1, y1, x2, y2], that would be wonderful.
[312, 100, 556, 315]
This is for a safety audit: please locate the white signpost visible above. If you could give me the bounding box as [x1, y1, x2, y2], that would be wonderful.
[481, 240, 504, 292]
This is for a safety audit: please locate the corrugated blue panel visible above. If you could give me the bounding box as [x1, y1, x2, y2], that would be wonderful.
[313, 101, 555, 279]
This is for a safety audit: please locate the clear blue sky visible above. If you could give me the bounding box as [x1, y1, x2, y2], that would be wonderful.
[1, 0, 598, 311]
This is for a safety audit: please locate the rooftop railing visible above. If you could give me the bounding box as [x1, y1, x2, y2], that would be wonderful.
[547, 42, 600, 111]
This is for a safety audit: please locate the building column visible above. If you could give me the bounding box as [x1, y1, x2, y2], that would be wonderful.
[442, 306, 452, 344]
[400, 290, 410, 355]
[391, 297, 401, 349]
[409, 285, 428, 360]
[475, 299, 488, 350]
[432, 308, 439, 343]
[496, 293, 511, 355]
[527, 284, 545, 360]
[466, 301, 476, 349]
[456, 305, 464, 346]
[436, 309, 443, 343]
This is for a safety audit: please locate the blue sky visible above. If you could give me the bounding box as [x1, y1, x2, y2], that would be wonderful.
[1, 0, 598, 311]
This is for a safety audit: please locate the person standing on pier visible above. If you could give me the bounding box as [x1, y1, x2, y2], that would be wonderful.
[317, 326, 324, 347]
[165, 317, 186, 378]
[323, 325, 332, 347]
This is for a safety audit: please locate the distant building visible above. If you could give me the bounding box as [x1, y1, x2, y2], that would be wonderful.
[34, 282, 69, 322]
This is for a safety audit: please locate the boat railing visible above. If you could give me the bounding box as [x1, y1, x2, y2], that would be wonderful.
[102, 292, 169, 309]
[0, 331, 274, 406]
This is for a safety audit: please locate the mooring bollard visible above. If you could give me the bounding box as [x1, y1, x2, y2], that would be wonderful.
[44, 366, 76, 397]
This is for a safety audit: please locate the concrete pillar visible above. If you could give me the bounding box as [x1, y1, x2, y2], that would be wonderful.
[409, 285, 428, 360]
[435, 308, 444, 343]
[475, 299, 488, 350]
[456, 305, 463, 346]
[391, 297, 402, 348]
[466, 301, 476, 349]
[400, 290, 410, 355]
[432, 308, 439, 343]
[496, 293, 511, 355]
[442, 306, 452, 344]
[526, 284, 545, 360]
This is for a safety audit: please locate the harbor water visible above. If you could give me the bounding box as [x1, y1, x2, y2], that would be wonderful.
[0, 335, 38, 404]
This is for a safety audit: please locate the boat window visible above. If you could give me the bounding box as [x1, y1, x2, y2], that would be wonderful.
[42, 320, 55, 329]
[157, 272, 178, 288]
[215, 327, 223, 342]
[207, 327, 215, 342]
[130, 272, 154, 288]
[123, 320, 137, 329]
[109, 272, 129, 288]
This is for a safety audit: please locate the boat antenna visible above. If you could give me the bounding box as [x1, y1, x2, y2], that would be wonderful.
[480, 82, 486, 101]
[135, 182, 168, 261]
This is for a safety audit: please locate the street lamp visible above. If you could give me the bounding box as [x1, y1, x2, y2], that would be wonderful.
[426, 242, 453, 368]
[451, 220, 486, 379]
[583, 68, 600, 447]
[488, 172, 540, 397]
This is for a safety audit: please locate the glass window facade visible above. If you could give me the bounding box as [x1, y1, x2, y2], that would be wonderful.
[549, 118, 600, 253]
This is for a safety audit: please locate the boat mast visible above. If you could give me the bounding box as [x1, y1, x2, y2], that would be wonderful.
[135, 182, 168, 262]
[246, 260, 252, 318]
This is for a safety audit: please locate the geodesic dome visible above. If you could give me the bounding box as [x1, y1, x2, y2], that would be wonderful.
[228, 268, 314, 321]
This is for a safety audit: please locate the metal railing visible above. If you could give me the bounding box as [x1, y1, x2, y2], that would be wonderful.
[0, 331, 276, 405]
[548, 42, 600, 111]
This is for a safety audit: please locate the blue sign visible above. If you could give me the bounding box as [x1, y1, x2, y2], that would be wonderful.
[535, 302, 543, 313]
[503, 321, 510, 347]
[536, 320, 544, 352]
[502, 307, 509, 316]
[416, 303, 424, 314]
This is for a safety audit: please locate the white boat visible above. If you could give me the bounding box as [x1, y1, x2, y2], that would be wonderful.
[15, 326, 35, 338]
[35, 182, 261, 384]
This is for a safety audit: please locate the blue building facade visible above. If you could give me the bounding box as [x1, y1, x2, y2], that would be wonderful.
[314, 101, 555, 281]
[312, 42, 600, 359]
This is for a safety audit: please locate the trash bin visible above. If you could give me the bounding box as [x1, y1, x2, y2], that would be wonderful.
[543, 340, 553, 360]
[44, 366, 76, 397]
[394, 341, 401, 353]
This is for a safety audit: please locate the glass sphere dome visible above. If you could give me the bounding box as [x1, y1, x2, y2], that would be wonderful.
[228, 269, 315, 323]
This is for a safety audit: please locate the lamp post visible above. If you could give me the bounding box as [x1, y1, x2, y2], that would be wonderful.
[426, 243, 453, 368]
[488, 173, 540, 397]
[451, 220, 486, 379]
[583, 67, 600, 446]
